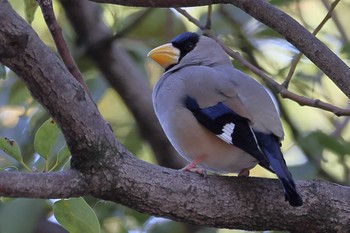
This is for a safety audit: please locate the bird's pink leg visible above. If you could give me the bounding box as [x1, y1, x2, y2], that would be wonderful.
[181, 155, 206, 175]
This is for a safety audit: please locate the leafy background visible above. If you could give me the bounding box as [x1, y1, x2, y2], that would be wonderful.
[1, 0, 350, 232]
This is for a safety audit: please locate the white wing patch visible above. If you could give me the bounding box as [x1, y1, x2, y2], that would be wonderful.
[217, 123, 235, 145]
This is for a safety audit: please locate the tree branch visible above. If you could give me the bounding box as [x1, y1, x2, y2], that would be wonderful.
[36, 0, 90, 94]
[1, 0, 350, 232]
[1, 156, 350, 232]
[0, 169, 86, 198]
[321, 0, 349, 43]
[91, 156, 350, 232]
[87, 0, 350, 99]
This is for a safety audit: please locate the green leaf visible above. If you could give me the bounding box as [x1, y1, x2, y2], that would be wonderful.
[54, 198, 100, 233]
[24, 0, 38, 25]
[50, 144, 71, 171]
[0, 137, 23, 162]
[34, 118, 60, 160]
[298, 131, 350, 159]
[0, 64, 6, 80]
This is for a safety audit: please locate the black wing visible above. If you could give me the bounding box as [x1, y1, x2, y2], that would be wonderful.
[184, 96, 303, 206]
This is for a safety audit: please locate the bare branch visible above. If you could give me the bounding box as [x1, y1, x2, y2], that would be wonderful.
[0, 170, 87, 198]
[205, 5, 212, 30]
[91, 156, 350, 232]
[175, 8, 350, 116]
[175, 8, 204, 29]
[1, 156, 350, 232]
[36, 0, 90, 94]
[89, 0, 350, 99]
[321, 0, 349, 42]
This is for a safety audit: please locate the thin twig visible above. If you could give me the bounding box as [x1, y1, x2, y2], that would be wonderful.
[175, 7, 350, 117]
[321, 0, 349, 42]
[175, 8, 204, 29]
[282, 0, 341, 88]
[36, 0, 90, 94]
[204, 5, 212, 30]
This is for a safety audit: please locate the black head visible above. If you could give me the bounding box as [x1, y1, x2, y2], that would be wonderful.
[170, 32, 200, 61]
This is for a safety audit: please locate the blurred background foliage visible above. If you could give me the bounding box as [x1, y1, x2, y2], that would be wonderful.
[1, 0, 350, 232]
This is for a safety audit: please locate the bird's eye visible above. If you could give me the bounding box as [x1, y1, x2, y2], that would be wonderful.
[184, 42, 194, 51]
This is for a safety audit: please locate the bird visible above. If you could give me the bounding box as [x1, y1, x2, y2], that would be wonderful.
[147, 32, 303, 207]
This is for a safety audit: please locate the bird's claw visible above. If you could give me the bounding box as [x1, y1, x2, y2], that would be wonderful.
[181, 165, 207, 177]
[181, 156, 207, 177]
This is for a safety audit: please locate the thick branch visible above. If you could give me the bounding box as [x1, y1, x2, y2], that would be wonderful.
[92, 155, 350, 232]
[1, 156, 350, 232]
[88, 0, 350, 99]
[0, 170, 86, 198]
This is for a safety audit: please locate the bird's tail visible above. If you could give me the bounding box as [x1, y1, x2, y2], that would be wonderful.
[255, 132, 303, 207]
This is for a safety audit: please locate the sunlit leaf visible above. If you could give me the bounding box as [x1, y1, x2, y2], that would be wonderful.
[24, 0, 38, 25]
[0, 137, 23, 162]
[0, 64, 6, 80]
[54, 198, 100, 233]
[34, 118, 61, 160]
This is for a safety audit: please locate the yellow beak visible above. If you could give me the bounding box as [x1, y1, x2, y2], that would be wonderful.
[147, 43, 180, 69]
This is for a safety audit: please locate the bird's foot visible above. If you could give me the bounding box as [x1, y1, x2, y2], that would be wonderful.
[182, 166, 206, 176]
[238, 168, 251, 177]
[181, 156, 206, 176]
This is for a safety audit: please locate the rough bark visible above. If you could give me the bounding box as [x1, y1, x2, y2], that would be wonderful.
[1, 158, 350, 232]
[1, 0, 350, 232]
